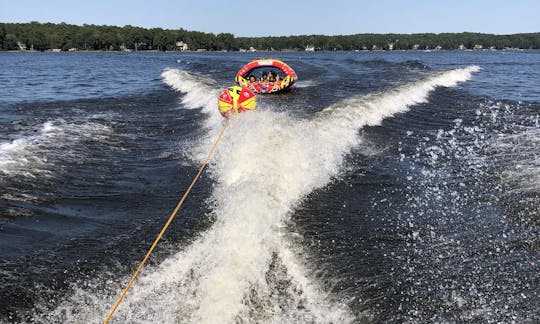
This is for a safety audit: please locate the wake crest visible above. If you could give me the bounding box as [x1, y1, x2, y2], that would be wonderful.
[161, 69, 223, 127]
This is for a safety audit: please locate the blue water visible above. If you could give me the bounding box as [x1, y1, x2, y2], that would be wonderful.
[0, 50, 539, 323]
[1, 51, 539, 106]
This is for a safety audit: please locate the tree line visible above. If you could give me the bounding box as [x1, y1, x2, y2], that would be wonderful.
[1, 22, 539, 52]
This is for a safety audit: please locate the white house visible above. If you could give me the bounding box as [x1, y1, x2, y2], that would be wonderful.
[176, 41, 189, 51]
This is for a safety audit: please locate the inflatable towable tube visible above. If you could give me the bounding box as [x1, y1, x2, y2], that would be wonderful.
[217, 85, 257, 118]
[235, 59, 297, 94]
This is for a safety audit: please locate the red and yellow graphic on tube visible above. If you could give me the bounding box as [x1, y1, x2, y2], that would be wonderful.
[217, 85, 257, 118]
[235, 59, 298, 94]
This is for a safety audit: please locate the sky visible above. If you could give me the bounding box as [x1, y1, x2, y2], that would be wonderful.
[1, 0, 539, 37]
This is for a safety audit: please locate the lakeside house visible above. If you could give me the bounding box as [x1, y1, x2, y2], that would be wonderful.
[176, 41, 189, 51]
[16, 41, 26, 51]
[4, 38, 532, 53]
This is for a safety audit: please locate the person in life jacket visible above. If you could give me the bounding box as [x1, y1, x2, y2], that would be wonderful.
[217, 85, 257, 118]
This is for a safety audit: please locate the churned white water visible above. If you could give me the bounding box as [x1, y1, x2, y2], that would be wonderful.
[39, 66, 479, 323]
[161, 68, 223, 127]
[496, 125, 540, 194]
[0, 119, 114, 181]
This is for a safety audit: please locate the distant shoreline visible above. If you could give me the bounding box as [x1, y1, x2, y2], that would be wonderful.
[1, 48, 533, 54]
[1, 22, 538, 52]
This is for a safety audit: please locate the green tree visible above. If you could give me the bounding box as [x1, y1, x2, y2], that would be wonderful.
[216, 33, 235, 51]
[4, 33, 18, 50]
[1, 22, 539, 52]
[0, 24, 6, 50]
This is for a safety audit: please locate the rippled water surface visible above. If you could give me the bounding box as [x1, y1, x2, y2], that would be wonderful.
[0, 51, 539, 323]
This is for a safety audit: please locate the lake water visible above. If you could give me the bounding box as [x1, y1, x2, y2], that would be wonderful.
[1, 50, 539, 323]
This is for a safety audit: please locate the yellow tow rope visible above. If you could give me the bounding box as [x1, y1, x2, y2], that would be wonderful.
[104, 118, 230, 323]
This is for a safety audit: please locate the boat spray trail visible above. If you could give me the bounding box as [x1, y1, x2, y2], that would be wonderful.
[37, 66, 479, 323]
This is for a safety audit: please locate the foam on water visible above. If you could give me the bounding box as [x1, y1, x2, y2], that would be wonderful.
[0, 118, 115, 206]
[0, 122, 56, 179]
[390, 97, 540, 322]
[37, 66, 479, 323]
[0, 120, 113, 179]
[294, 79, 319, 88]
[496, 125, 540, 194]
[161, 69, 223, 127]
